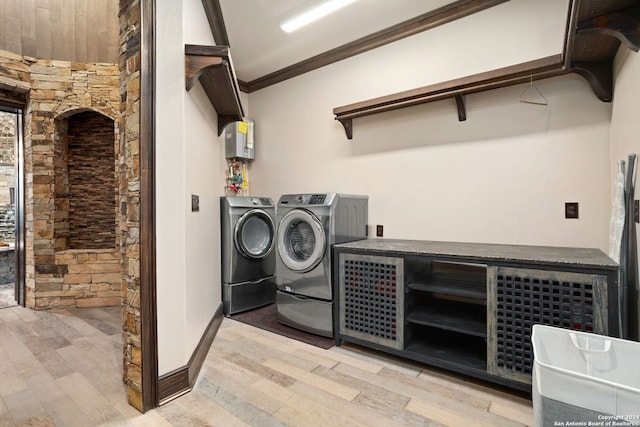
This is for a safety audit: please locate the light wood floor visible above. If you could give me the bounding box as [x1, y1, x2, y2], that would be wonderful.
[0, 305, 534, 426]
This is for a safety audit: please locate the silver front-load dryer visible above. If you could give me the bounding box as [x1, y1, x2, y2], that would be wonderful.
[221, 196, 276, 315]
[275, 193, 368, 337]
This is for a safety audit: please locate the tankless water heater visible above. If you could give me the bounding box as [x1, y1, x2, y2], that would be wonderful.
[225, 118, 254, 160]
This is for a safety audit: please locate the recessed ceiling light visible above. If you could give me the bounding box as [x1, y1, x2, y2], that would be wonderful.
[280, 0, 358, 33]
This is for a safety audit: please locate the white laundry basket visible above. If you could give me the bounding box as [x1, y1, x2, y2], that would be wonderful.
[531, 324, 640, 427]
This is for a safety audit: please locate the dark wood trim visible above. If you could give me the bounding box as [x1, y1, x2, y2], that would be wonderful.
[201, 0, 229, 47]
[238, 0, 508, 92]
[188, 303, 224, 386]
[237, 80, 249, 93]
[140, 0, 159, 412]
[157, 366, 189, 404]
[157, 304, 225, 405]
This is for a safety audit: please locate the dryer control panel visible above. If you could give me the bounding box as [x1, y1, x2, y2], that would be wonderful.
[279, 193, 335, 206]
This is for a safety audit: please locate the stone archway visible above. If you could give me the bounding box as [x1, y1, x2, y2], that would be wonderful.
[24, 61, 121, 309]
[55, 111, 117, 251]
[32, 108, 122, 309]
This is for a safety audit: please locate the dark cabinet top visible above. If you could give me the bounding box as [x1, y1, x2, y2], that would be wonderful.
[334, 238, 618, 271]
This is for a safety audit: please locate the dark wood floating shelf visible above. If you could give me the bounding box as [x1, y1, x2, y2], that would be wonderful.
[185, 44, 244, 135]
[333, 55, 565, 139]
[333, 1, 640, 139]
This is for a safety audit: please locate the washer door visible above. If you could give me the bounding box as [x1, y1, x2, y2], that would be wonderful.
[234, 209, 275, 260]
[278, 209, 326, 273]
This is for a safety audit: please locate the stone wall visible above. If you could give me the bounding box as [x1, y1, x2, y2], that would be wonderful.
[28, 59, 121, 310]
[119, 0, 144, 412]
[0, 50, 122, 310]
[54, 249, 121, 307]
[67, 112, 117, 249]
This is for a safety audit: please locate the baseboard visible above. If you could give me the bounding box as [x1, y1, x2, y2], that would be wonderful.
[157, 303, 224, 405]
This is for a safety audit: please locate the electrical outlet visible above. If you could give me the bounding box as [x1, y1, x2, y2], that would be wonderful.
[191, 194, 199, 212]
[376, 225, 384, 237]
[635, 200, 639, 223]
[565, 202, 579, 219]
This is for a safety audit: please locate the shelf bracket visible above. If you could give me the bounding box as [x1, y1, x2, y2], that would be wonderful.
[185, 54, 222, 92]
[336, 117, 354, 140]
[185, 44, 244, 135]
[454, 94, 466, 121]
[571, 62, 613, 102]
[577, 4, 640, 53]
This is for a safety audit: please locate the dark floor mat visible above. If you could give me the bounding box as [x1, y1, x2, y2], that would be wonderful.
[231, 304, 334, 350]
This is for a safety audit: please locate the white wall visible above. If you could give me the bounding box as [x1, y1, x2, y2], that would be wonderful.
[248, 0, 613, 251]
[156, 0, 233, 374]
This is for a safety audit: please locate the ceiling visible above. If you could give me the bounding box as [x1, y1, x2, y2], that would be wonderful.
[218, 0, 459, 83]
[209, 0, 640, 99]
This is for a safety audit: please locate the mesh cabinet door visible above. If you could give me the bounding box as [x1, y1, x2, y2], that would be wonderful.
[487, 266, 608, 384]
[339, 253, 404, 350]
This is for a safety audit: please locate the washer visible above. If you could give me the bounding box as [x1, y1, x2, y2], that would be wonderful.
[276, 193, 368, 337]
[221, 196, 276, 315]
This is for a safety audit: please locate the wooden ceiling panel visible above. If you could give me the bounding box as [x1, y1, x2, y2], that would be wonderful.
[0, 0, 119, 63]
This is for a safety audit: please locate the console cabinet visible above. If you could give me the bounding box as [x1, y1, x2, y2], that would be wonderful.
[333, 239, 620, 391]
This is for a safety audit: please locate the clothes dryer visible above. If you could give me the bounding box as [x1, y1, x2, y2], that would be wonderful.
[276, 193, 368, 337]
[221, 196, 276, 315]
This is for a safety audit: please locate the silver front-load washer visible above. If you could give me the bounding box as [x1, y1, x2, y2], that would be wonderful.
[221, 196, 276, 315]
[276, 193, 368, 337]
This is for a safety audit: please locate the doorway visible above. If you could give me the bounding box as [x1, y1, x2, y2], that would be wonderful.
[0, 106, 24, 309]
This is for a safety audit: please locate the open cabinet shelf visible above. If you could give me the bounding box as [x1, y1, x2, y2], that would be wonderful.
[406, 301, 487, 337]
[334, 239, 619, 392]
[405, 332, 487, 371]
[185, 44, 244, 135]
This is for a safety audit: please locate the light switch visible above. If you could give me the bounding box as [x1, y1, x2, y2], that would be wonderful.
[191, 195, 199, 212]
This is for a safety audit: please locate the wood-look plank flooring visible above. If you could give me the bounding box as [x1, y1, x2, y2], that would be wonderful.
[0, 305, 534, 426]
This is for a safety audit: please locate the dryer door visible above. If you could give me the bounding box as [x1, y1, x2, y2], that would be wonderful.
[277, 209, 326, 273]
[234, 209, 275, 260]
